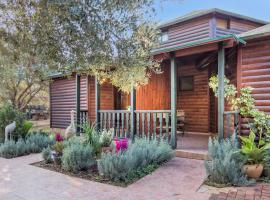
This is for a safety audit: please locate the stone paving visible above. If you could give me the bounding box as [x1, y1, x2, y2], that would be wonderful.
[0, 154, 211, 200]
[208, 184, 270, 200]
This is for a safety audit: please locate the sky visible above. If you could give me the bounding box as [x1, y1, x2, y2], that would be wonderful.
[154, 0, 270, 24]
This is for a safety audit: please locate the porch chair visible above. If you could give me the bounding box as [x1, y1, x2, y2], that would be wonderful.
[177, 110, 186, 137]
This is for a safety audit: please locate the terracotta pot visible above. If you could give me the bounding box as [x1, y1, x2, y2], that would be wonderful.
[263, 167, 270, 177]
[242, 164, 263, 179]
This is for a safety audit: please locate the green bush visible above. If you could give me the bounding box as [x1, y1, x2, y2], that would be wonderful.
[82, 123, 101, 155]
[98, 137, 173, 182]
[62, 142, 95, 173]
[0, 139, 28, 158]
[99, 129, 113, 147]
[205, 136, 254, 187]
[0, 103, 26, 141]
[25, 133, 52, 153]
[42, 147, 52, 163]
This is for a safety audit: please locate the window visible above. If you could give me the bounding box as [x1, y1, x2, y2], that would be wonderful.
[179, 76, 194, 91]
[216, 18, 230, 29]
[159, 32, 169, 43]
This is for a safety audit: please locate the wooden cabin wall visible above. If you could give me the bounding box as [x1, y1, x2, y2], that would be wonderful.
[177, 62, 210, 133]
[215, 16, 263, 37]
[239, 36, 270, 135]
[136, 62, 170, 110]
[88, 77, 115, 123]
[157, 16, 211, 52]
[50, 76, 88, 129]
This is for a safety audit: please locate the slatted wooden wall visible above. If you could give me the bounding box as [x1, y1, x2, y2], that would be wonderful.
[87, 77, 115, 123]
[215, 17, 262, 37]
[239, 36, 270, 134]
[156, 16, 211, 53]
[50, 76, 88, 128]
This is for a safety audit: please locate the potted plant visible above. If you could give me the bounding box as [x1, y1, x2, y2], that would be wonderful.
[240, 131, 270, 179]
[51, 133, 64, 165]
[99, 130, 113, 153]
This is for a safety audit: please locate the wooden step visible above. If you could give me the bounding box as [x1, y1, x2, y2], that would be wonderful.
[175, 149, 209, 160]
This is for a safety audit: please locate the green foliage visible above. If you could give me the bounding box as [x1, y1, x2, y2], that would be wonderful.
[52, 142, 64, 154]
[205, 137, 254, 186]
[82, 123, 101, 155]
[0, 0, 160, 93]
[25, 133, 52, 153]
[98, 137, 173, 182]
[42, 147, 52, 164]
[0, 139, 28, 158]
[22, 121, 33, 137]
[209, 75, 270, 137]
[99, 129, 113, 147]
[62, 142, 95, 173]
[239, 131, 270, 164]
[0, 103, 26, 141]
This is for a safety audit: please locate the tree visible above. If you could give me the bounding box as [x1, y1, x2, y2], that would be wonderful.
[0, 0, 161, 93]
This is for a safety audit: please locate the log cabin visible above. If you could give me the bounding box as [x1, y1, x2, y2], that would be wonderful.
[49, 8, 270, 150]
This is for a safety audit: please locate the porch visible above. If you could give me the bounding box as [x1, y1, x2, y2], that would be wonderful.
[75, 35, 244, 150]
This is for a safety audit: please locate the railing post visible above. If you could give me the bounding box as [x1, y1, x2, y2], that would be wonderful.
[130, 85, 136, 140]
[234, 112, 239, 147]
[76, 74, 81, 135]
[170, 53, 177, 149]
[218, 42, 225, 139]
[95, 77, 100, 131]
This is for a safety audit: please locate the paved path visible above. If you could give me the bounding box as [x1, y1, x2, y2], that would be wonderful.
[0, 154, 211, 200]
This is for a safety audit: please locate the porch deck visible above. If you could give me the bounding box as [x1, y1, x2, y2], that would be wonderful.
[176, 133, 211, 160]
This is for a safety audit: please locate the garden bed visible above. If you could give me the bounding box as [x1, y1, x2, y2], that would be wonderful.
[31, 160, 161, 187]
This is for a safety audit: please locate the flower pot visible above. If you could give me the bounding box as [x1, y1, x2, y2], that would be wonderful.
[263, 167, 270, 177]
[242, 164, 263, 179]
[101, 146, 113, 153]
[113, 137, 128, 152]
[51, 151, 62, 165]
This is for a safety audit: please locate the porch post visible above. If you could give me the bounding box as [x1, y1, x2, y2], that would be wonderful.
[218, 42, 225, 139]
[170, 53, 177, 149]
[95, 77, 100, 131]
[130, 85, 136, 140]
[76, 74, 81, 134]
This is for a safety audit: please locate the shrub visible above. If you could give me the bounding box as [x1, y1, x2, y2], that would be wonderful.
[0, 139, 28, 158]
[99, 129, 113, 147]
[25, 133, 51, 153]
[62, 142, 95, 173]
[0, 103, 26, 141]
[82, 123, 101, 155]
[98, 137, 173, 182]
[205, 136, 254, 187]
[42, 147, 52, 163]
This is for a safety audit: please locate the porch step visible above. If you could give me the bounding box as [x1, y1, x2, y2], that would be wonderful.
[174, 149, 209, 160]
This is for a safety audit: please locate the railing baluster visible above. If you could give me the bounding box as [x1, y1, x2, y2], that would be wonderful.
[117, 113, 120, 137]
[136, 113, 140, 136]
[104, 112, 107, 130]
[121, 112, 125, 137]
[227, 113, 231, 137]
[234, 112, 239, 147]
[108, 113, 111, 129]
[153, 113, 157, 139]
[126, 113, 129, 138]
[112, 113, 116, 137]
[159, 113, 163, 138]
[147, 113, 151, 139]
[142, 113, 145, 137]
[100, 112, 103, 130]
[165, 113, 169, 141]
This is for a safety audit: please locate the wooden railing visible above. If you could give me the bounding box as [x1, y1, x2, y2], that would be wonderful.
[98, 110, 172, 140]
[79, 110, 88, 133]
[224, 110, 239, 145]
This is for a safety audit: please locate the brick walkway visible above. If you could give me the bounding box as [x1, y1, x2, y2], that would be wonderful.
[208, 184, 270, 200]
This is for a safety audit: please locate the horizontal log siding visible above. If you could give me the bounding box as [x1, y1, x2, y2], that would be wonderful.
[50, 76, 88, 128]
[88, 77, 115, 123]
[240, 37, 270, 134]
[155, 17, 211, 52]
[178, 63, 209, 133]
[216, 17, 263, 37]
